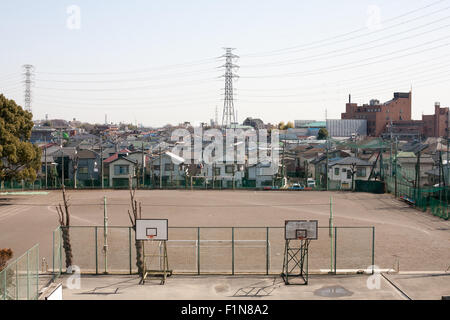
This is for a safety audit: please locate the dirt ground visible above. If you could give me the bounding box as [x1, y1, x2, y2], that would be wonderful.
[0, 190, 449, 272]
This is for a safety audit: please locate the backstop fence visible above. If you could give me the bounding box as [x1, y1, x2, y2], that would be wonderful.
[52, 226, 375, 277]
[0, 244, 39, 300]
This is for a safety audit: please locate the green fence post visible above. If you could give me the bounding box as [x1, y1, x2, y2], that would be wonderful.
[197, 227, 200, 275]
[27, 250, 30, 300]
[16, 262, 18, 299]
[129, 227, 132, 275]
[266, 227, 269, 275]
[372, 227, 375, 275]
[3, 269, 6, 300]
[334, 227, 337, 274]
[95, 227, 98, 275]
[52, 229, 55, 278]
[36, 246, 39, 300]
[59, 227, 62, 275]
[231, 227, 235, 275]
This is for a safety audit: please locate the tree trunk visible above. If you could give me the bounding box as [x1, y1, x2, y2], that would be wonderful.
[61, 227, 73, 269]
[135, 239, 144, 275]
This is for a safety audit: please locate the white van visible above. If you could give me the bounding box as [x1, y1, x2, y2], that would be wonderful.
[307, 178, 315, 188]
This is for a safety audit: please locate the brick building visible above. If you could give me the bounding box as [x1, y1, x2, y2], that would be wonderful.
[341, 92, 412, 136]
[381, 102, 449, 140]
[422, 102, 449, 138]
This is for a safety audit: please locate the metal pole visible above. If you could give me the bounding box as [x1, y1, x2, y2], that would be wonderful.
[372, 227, 375, 275]
[59, 227, 62, 275]
[334, 227, 337, 274]
[3, 266, 6, 300]
[329, 196, 333, 273]
[103, 196, 108, 274]
[36, 246, 39, 300]
[101, 137, 104, 189]
[231, 227, 235, 275]
[444, 107, 450, 202]
[16, 262, 18, 299]
[326, 138, 329, 190]
[129, 227, 132, 275]
[141, 143, 145, 188]
[27, 250, 30, 300]
[95, 227, 98, 275]
[197, 227, 200, 275]
[60, 128, 64, 188]
[266, 227, 269, 275]
[159, 147, 163, 189]
[52, 228, 55, 278]
[44, 138, 48, 189]
[394, 138, 398, 197]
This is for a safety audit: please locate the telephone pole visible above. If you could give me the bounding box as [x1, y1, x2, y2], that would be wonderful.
[220, 48, 239, 128]
[22, 64, 35, 113]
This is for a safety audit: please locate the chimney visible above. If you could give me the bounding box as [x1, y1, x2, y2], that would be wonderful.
[349, 94, 351, 103]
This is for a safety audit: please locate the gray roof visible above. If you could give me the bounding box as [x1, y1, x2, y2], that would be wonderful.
[329, 157, 371, 167]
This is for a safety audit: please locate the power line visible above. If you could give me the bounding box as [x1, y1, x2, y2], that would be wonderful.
[34, 77, 219, 92]
[35, 67, 217, 83]
[38, 58, 219, 76]
[242, 36, 450, 78]
[243, 16, 450, 69]
[241, 0, 449, 58]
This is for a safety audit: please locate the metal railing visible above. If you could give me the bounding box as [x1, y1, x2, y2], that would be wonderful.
[0, 244, 39, 300]
[52, 226, 375, 277]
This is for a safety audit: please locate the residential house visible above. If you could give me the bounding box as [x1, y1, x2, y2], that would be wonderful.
[328, 157, 373, 190]
[202, 162, 245, 188]
[108, 156, 138, 188]
[149, 151, 187, 186]
[247, 162, 278, 187]
[75, 149, 101, 186]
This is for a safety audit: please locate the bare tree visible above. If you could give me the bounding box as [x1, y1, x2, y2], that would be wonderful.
[127, 176, 144, 275]
[0, 248, 13, 271]
[56, 186, 73, 269]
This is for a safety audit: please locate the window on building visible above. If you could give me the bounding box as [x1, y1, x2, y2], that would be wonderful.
[165, 163, 174, 171]
[79, 167, 89, 174]
[347, 171, 352, 179]
[356, 167, 366, 177]
[225, 165, 234, 174]
[153, 165, 160, 171]
[214, 167, 221, 175]
[334, 168, 339, 176]
[342, 168, 346, 173]
[114, 165, 129, 175]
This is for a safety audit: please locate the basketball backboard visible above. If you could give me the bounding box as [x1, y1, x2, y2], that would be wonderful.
[136, 219, 168, 241]
[285, 220, 318, 240]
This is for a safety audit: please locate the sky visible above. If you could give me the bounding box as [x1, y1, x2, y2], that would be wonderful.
[1, 0, 450, 127]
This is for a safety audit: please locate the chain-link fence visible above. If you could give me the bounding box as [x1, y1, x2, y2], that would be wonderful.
[383, 159, 449, 220]
[0, 244, 39, 300]
[51, 226, 375, 277]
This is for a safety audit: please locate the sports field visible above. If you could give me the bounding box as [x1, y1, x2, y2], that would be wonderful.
[0, 190, 449, 273]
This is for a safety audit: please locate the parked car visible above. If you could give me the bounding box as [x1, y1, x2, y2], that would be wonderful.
[307, 178, 316, 188]
[290, 183, 304, 190]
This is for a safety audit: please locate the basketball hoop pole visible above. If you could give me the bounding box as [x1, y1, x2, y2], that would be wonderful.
[103, 196, 108, 274]
[329, 196, 334, 274]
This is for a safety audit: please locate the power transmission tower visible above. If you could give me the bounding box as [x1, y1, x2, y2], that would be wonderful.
[220, 48, 239, 128]
[22, 64, 35, 113]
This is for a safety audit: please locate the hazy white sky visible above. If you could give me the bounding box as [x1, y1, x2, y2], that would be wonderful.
[1, 0, 450, 127]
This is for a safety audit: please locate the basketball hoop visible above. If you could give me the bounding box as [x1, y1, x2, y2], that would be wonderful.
[147, 235, 155, 240]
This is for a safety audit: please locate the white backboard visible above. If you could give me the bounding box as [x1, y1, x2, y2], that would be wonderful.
[136, 219, 168, 241]
[285, 220, 318, 240]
